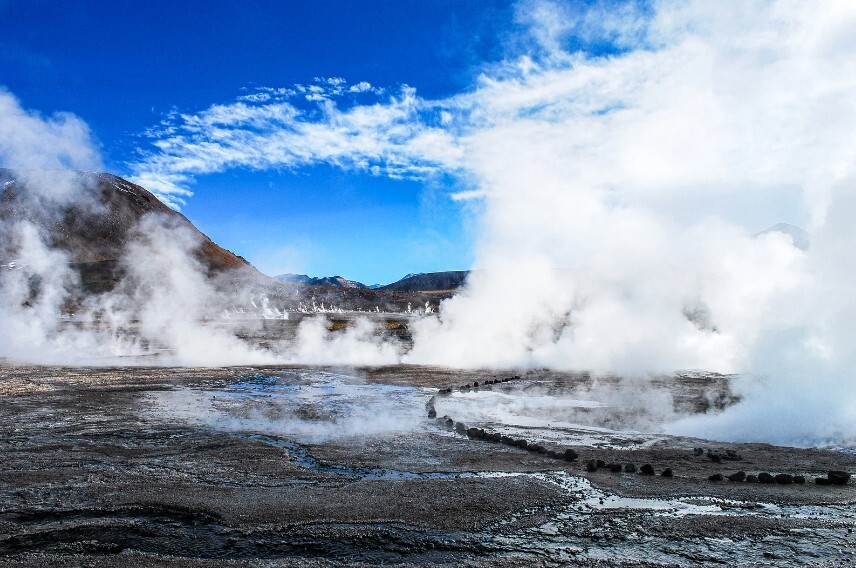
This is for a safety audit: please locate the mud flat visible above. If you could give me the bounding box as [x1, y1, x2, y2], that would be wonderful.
[0, 363, 853, 567]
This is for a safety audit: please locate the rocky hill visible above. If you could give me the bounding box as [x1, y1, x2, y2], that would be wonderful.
[275, 273, 367, 288]
[0, 169, 262, 291]
[381, 270, 470, 292]
[0, 169, 459, 314]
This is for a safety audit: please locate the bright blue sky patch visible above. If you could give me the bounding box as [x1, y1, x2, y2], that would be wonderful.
[0, 0, 671, 283]
[0, 0, 528, 282]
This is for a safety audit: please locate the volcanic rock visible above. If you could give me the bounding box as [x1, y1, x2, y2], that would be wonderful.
[828, 470, 851, 485]
[728, 471, 746, 482]
[774, 473, 793, 485]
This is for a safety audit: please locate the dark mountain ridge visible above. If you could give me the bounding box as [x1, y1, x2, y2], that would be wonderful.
[0, 169, 265, 296]
[274, 270, 472, 292]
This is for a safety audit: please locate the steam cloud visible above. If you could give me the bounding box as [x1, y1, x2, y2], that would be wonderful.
[3, 2, 856, 447]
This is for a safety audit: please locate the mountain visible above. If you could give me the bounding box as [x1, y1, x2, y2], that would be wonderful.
[0, 169, 460, 314]
[381, 270, 470, 292]
[0, 169, 262, 291]
[757, 223, 810, 251]
[275, 273, 367, 288]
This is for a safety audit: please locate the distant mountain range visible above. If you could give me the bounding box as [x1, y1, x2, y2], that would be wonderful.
[1, 169, 462, 313]
[275, 274, 368, 288]
[275, 270, 471, 292]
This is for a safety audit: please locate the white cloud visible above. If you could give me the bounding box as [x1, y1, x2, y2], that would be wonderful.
[129, 79, 461, 207]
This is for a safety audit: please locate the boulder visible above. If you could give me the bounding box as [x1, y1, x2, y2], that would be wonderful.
[640, 464, 655, 475]
[793, 475, 805, 484]
[758, 472, 775, 484]
[816, 477, 831, 486]
[708, 453, 722, 463]
[596, 459, 606, 468]
[774, 473, 793, 485]
[661, 468, 673, 478]
[708, 473, 724, 481]
[727, 471, 746, 482]
[515, 439, 529, 449]
[454, 422, 468, 434]
[693, 447, 704, 456]
[563, 449, 579, 461]
[828, 470, 851, 485]
[624, 463, 636, 473]
[608, 463, 623, 473]
[586, 459, 598, 472]
[745, 474, 758, 483]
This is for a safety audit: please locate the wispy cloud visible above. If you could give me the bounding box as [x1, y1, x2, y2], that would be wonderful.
[129, 78, 465, 208]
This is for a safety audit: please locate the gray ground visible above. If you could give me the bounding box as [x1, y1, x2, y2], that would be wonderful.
[0, 362, 853, 567]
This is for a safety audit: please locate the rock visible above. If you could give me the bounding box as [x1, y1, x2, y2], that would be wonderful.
[708, 473, 724, 481]
[774, 473, 793, 485]
[454, 422, 467, 434]
[745, 474, 758, 483]
[828, 471, 851, 485]
[608, 463, 623, 473]
[793, 475, 806, 484]
[427, 407, 436, 418]
[728, 471, 746, 482]
[500, 436, 514, 445]
[515, 439, 529, 449]
[563, 449, 579, 461]
[708, 453, 722, 463]
[624, 463, 636, 473]
[758, 472, 774, 484]
[547, 450, 560, 459]
[640, 464, 655, 475]
[816, 477, 831, 486]
[596, 459, 606, 468]
[661, 468, 673, 477]
[693, 447, 704, 456]
[473, 382, 479, 387]
[444, 417, 454, 428]
[466, 427, 484, 440]
[586, 459, 598, 472]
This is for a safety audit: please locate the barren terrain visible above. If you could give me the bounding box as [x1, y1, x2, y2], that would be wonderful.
[0, 359, 852, 567]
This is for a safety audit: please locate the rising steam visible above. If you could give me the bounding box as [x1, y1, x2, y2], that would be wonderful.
[2, 2, 856, 446]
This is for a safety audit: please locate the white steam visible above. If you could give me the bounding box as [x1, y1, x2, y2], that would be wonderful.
[3, 1, 856, 447]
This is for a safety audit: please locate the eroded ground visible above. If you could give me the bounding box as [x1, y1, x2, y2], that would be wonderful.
[0, 363, 853, 567]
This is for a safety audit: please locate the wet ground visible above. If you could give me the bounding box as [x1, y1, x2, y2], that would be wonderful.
[0, 363, 853, 567]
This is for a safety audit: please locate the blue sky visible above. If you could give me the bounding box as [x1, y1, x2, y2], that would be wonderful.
[0, 0, 521, 284]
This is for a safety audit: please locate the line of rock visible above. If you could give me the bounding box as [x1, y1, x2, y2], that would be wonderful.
[426, 379, 851, 488]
